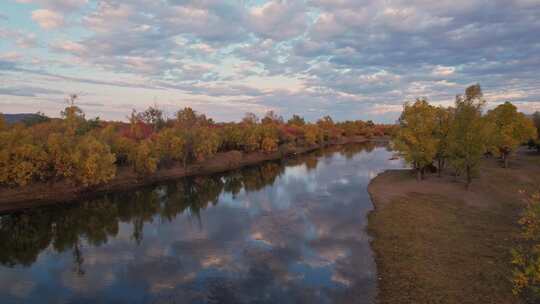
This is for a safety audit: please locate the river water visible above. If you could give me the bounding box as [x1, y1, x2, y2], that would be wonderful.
[0, 143, 404, 304]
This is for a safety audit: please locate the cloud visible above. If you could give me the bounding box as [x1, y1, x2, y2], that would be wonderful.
[248, 0, 308, 40]
[31, 9, 64, 29]
[0, 86, 64, 97]
[0, 0, 539, 122]
[17, 0, 88, 12]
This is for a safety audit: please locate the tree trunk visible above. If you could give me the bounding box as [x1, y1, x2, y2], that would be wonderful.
[466, 165, 471, 190]
[503, 153, 508, 168]
[438, 159, 443, 177]
[421, 167, 425, 180]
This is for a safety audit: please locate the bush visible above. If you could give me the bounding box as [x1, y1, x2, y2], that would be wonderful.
[512, 192, 540, 302]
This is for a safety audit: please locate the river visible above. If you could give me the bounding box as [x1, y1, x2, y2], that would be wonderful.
[0, 143, 404, 304]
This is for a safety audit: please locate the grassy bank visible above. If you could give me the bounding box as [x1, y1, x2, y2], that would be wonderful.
[367, 148, 540, 303]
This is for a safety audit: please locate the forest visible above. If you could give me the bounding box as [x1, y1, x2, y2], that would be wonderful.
[0, 95, 393, 189]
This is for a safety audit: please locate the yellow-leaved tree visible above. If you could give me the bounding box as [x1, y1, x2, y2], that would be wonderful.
[0, 113, 5, 131]
[303, 124, 324, 146]
[155, 128, 186, 166]
[393, 98, 438, 181]
[130, 140, 158, 175]
[71, 135, 116, 186]
[434, 106, 454, 176]
[0, 126, 49, 186]
[486, 102, 537, 168]
[447, 84, 491, 188]
[193, 127, 220, 161]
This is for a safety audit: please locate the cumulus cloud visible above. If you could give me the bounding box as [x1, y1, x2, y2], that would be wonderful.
[248, 0, 308, 40]
[31, 9, 64, 29]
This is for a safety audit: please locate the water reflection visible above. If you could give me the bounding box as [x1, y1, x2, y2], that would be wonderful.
[0, 143, 403, 304]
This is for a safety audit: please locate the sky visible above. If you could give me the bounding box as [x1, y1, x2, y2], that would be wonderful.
[1, 0, 540, 123]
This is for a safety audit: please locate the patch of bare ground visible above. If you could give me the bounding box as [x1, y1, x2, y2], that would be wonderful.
[368, 147, 540, 304]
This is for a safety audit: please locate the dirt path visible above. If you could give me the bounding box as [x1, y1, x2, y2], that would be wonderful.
[367, 148, 540, 304]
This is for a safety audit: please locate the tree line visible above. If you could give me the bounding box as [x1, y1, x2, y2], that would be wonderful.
[0, 94, 393, 188]
[394, 84, 537, 188]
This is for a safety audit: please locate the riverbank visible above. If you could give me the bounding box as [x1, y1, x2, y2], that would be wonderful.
[0, 136, 383, 212]
[367, 148, 540, 303]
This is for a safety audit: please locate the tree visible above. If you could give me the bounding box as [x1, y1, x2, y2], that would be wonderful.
[447, 84, 490, 188]
[192, 127, 220, 161]
[486, 102, 537, 168]
[393, 98, 438, 181]
[259, 124, 279, 153]
[242, 126, 261, 152]
[61, 94, 86, 136]
[155, 128, 186, 165]
[242, 112, 259, 125]
[47, 132, 76, 180]
[0, 127, 49, 186]
[532, 112, 540, 137]
[261, 111, 283, 125]
[434, 106, 454, 176]
[72, 136, 116, 186]
[220, 124, 244, 151]
[288, 115, 305, 126]
[22, 112, 50, 127]
[303, 124, 323, 146]
[0, 113, 5, 131]
[139, 105, 165, 131]
[130, 140, 158, 175]
[176, 107, 211, 128]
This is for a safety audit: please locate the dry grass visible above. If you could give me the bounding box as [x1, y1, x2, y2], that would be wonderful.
[367, 148, 540, 304]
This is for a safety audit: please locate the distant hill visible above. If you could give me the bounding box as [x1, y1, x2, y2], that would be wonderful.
[3, 113, 50, 125]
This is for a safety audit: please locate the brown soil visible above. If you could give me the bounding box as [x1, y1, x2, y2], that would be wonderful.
[0, 136, 379, 212]
[367, 148, 540, 304]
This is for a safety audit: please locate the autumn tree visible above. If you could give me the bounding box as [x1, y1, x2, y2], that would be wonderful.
[447, 84, 491, 188]
[130, 140, 158, 175]
[317, 116, 340, 141]
[192, 127, 221, 161]
[242, 126, 261, 152]
[176, 107, 211, 128]
[486, 102, 537, 168]
[532, 112, 540, 136]
[303, 124, 323, 146]
[138, 105, 165, 131]
[261, 111, 283, 125]
[393, 98, 438, 181]
[0, 113, 5, 131]
[155, 128, 186, 166]
[71, 136, 116, 186]
[242, 112, 259, 125]
[434, 106, 454, 176]
[0, 126, 48, 186]
[61, 94, 86, 136]
[259, 124, 279, 153]
[220, 124, 244, 151]
[288, 115, 305, 126]
[126, 110, 153, 141]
